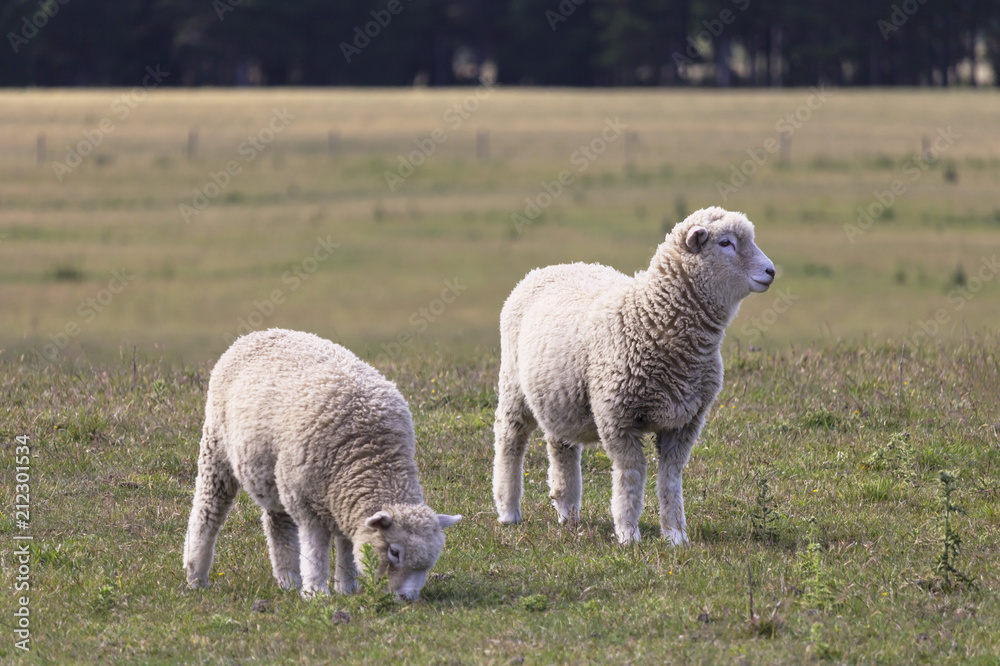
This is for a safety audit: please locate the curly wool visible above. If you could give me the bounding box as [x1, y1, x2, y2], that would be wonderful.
[183, 329, 459, 600]
[493, 207, 775, 544]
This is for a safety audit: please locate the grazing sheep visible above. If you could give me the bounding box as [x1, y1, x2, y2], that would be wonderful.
[183, 329, 461, 601]
[493, 207, 775, 544]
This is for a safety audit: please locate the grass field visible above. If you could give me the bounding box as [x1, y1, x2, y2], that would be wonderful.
[2, 342, 999, 662]
[1, 88, 999, 361]
[1, 88, 999, 662]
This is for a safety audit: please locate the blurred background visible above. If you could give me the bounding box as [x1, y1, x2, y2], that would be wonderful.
[3, 0, 999, 87]
[1, 1, 999, 366]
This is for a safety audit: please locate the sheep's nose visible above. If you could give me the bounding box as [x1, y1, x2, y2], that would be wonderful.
[765, 266, 775, 278]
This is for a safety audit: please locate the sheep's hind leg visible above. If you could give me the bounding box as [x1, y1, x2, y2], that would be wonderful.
[183, 446, 239, 588]
[333, 536, 359, 594]
[262, 509, 302, 590]
[296, 516, 332, 598]
[601, 431, 647, 544]
[545, 436, 582, 525]
[492, 383, 537, 524]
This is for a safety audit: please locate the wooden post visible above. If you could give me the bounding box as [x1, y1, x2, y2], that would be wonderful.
[327, 130, 340, 157]
[921, 135, 930, 160]
[476, 129, 489, 161]
[187, 127, 199, 161]
[36, 132, 46, 165]
[624, 131, 637, 167]
[779, 134, 791, 164]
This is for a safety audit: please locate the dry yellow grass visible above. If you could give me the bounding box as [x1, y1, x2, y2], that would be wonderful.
[0, 88, 997, 363]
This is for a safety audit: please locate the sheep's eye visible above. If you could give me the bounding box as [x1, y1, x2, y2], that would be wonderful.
[719, 239, 733, 248]
[388, 546, 401, 561]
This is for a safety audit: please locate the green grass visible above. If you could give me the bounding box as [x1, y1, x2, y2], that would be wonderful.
[2, 88, 1000, 662]
[1, 339, 998, 662]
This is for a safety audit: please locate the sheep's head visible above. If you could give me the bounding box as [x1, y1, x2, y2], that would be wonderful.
[666, 207, 775, 310]
[356, 504, 461, 602]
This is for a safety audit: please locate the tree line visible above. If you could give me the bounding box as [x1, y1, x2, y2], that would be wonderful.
[3, 0, 998, 87]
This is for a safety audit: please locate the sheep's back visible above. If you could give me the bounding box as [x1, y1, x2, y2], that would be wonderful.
[206, 329, 413, 466]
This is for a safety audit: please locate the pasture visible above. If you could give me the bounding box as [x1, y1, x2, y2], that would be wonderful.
[1, 88, 999, 662]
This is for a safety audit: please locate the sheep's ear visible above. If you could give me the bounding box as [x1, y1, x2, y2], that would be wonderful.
[685, 226, 709, 253]
[364, 510, 393, 530]
[436, 514, 462, 529]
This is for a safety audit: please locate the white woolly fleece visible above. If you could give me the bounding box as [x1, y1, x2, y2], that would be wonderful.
[183, 329, 460, 600]
[492, 207, 774, 544]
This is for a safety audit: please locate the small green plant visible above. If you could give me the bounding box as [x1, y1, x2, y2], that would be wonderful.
[358, 543, 397, 614]
[799, 409, 841, 430]
[749, 473, 779, 544]
[207, 614, 243, 632]
[519, 594, 548, 612]
[809, 622, 841, 660]
[933, 470, 975, 590]
[863, 431, 915, 478]
[795, 519, 836, 611]
[91, 583, 117, 615]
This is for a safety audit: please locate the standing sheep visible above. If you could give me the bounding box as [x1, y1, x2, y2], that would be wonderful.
[183, 329, 461, 601]
[493, 207, 775, 544]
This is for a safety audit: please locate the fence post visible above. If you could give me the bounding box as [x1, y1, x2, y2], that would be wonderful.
[624, 131, 637, 167]
[476, 129, 489, 161]
[187, 127, 199, 161]
[779, 134, 791, 164]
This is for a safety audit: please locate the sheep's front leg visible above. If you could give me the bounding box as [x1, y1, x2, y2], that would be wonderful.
[296, 517, 332, 598]
[546, 435, 582, 525]
[655, 427, 698, 546]
[492, 377, 537, 524]
[183, 443, 239, 588]
[333, 536, 359, 594]
[601, 433, 646, 544]
[262, 509, 301, 590]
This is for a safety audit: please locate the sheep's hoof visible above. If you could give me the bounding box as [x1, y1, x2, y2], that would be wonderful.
[334, 579, 359, 595]
[497, 509, 522, 524]
[275, 573, 302, 590]
[185, 572, 209, 589]
[300, 585, 330, 600]
[553, 503, 580, 526]
[615, 527, 641, 545]
[665, 529, 689, 546]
